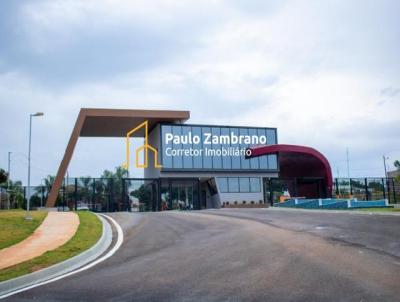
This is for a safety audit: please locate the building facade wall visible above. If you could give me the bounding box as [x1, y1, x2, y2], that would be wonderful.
[145, 123, 279, 208]
[159, 123, 278, 172]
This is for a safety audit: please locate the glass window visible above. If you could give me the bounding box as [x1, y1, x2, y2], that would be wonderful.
[250, 177, 261, 192]
[212, 127, 222, 169]
[228, 177, 239, 193]
[267, 129, 277, 144]
[161, 125, 277, 171]
[239, 177, 250, 193]
[268, 154, 278, 170]
[257, 129, 268, 169]
[230, 128, 241, 169]
[221, 127, 232, 169]
[192, 126, 203, 169]
[182, 126, 193, 169]
[161, 125, 172, 168]
[202, 127, 212, 169]
[239, 128, 250, 169]
[172, 126, 183, 168]
[248, 128, 259, 169]
[217, 177, 228, 193]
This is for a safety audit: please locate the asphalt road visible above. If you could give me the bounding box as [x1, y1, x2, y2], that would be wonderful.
[5, 208, 400, 302]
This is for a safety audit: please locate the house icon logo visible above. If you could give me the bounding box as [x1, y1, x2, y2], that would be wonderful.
[122, 120, 162, 169]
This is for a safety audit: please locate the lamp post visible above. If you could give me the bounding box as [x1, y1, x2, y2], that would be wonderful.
[40, 178, 45, 208]
[7, 151, 11, 210]
[383, 155, 389, 179]
[383, 155, 390, 202]
[26, 112, 44, 220]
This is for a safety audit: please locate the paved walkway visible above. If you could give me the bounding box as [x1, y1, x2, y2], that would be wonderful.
[0, 212, 79, 270]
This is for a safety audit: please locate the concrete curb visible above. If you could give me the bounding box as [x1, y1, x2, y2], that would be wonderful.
[0, 213, 112, 297]
[266, 207, 400, 216]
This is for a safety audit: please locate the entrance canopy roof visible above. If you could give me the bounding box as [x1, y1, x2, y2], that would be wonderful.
[79, 108, 190, 137]
[248, 144, 333, 196]
[46, 108, 190, 207]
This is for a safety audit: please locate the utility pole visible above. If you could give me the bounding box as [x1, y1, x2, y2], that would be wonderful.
[26, 112, 44, 220]
[7, 152, 11, 210]
[383, 155, 388, 179]
[346, 147, 350, 178]
[7, 152, 11, 185]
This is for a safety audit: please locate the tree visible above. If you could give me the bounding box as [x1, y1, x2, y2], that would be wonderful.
[100, 166, 128, 211]
[35, 175, 55, 200]
[394, 160, 400, 183]
[78, 177, 93, 202]
[0, 168, 8, 184]
[7, 180, 24, 208]
[130, 184, 151, 211]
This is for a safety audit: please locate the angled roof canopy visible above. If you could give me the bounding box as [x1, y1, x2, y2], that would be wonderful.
[46, 108, 190, 207]
[79, 108, 190, 137]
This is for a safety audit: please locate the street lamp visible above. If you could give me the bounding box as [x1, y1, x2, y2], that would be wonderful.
[383, 155, 389, 179]
[7, 151, 11, 210]
[26, 112, 44, 220]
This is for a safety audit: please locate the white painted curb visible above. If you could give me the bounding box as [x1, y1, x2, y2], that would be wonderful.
[0, 213, 123, 299]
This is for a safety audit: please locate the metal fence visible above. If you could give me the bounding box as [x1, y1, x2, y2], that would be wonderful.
[264, 177, 399, 205]
[1, 177, 399, 211]
[333, 178, 398, 203]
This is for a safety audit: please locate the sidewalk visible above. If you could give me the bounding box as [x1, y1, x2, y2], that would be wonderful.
[0, 212, 79, 270]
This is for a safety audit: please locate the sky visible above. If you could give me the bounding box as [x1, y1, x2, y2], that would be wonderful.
[0, 0, 399, 186]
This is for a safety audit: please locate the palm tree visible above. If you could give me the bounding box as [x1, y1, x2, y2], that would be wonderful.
[34, 175, 55, 200]
[99, 166, 128, 211]
[7, 180, 24, 208]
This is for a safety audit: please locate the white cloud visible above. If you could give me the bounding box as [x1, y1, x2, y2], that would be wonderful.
[1, 0, 399, 184]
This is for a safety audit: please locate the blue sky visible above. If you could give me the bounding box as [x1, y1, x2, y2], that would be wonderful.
[0, 0, 399, 185]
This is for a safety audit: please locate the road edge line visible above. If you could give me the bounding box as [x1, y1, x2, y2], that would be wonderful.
[0, 213, 123, 299]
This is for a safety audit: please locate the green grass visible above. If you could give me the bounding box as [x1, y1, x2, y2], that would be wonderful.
[0, 211, 102, 282]
[0, 210, 48, 250]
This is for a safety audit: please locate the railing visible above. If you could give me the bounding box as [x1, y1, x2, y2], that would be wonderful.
[264, 177, 399, 205]
[1, 177, 399, 212]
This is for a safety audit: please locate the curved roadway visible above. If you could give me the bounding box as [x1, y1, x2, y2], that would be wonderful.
[5, 208, 400, 301]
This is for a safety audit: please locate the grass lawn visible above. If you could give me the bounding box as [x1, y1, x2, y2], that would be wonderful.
[0, 211, 102, 282]
[0, 210, 48, 250]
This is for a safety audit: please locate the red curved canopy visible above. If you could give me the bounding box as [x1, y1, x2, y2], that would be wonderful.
[248, 144, 333, 196]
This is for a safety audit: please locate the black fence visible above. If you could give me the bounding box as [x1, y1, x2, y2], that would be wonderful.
[1, 177, 399, 211]
[264, 177, 399, 205]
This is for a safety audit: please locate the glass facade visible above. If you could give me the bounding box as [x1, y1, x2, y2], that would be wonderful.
[160, 124, 278, 171]
[160, 179, 200, 210]
[217, 177, 261, 193]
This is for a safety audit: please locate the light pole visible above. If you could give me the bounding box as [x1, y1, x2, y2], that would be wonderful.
[40, 178, 45, 208]
[383, 155, 390, 201]
[26, 112, 44, 220]
[7, 152, 11, 185]
[383, 155, 389, 179]
[7, 151, 11, 210]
